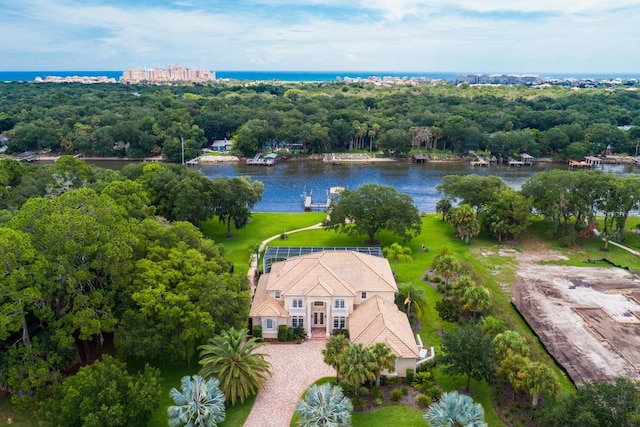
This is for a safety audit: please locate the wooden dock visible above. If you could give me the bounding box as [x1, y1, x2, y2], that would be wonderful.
[303, 189, 336, 211]
[470, 160, 488, 167]
[413, 154, 428, 163]
[304, 195, 329, 211]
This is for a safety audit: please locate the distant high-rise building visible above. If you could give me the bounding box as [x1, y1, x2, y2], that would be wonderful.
[120, 65, 216, 83]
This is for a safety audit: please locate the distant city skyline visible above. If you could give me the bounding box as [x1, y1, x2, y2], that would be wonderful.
[1, 1, 639, 73]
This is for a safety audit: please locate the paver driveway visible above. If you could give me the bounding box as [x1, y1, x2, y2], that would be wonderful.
[244, 340, 336, 427]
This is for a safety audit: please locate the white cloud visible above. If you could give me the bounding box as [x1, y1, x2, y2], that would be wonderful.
[0, 0, 639, 72]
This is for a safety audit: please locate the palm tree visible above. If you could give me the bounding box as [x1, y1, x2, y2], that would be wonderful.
[322, 334, 349, 383]
[520, 361, 559, 409]
[431, 254, 460, 288]
[295, 383, 353, 427]
[383, 242, 413, 277]
[424, 391, 487, 427]
[168, 375, 226, 427]
[446, 204, 480, 243]
[397, 282, 427, 320]
[198, 327, 271, 406]
[461, 285, 492, 317]
[370, 342, 397, 388]
[339, 343, 375, 396]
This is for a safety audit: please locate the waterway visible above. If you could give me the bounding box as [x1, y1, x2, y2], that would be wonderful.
[72, 159, 638, 213]
[187, 160, 636, 213]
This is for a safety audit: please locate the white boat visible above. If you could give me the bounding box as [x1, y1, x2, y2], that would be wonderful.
[247, 153, 277, 165]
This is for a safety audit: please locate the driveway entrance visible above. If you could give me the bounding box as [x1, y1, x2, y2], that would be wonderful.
[243, 340, 336, 427]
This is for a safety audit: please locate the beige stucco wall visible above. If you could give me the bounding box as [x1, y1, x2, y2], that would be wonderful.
[252, 316, 289, 339]
[395, 357, 418, 377]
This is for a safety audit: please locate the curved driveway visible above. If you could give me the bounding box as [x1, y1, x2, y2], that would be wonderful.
[243, 340, 336, 427]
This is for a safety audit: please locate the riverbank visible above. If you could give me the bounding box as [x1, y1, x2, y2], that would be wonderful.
[8, 152, 639, 166]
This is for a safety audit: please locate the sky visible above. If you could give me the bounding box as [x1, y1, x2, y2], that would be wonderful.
[1, 0, 639, 74]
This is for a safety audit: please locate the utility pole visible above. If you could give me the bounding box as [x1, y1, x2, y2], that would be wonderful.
[181, 137, 185, 165]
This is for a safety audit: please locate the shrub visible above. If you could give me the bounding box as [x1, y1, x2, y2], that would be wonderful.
[416, 358, 437, 372]
[278, 325, 288, 341]
[405, 369, 414, 384]
[390, 389, 403, 402]
[431, 275, 443, 283]
[352, 396, 365, 412]
[412, 371, 433, 387]
[401, 386, 409, 396]
[252, 325, 262, 340]
[426, 385, 442, 402]
[358, 386, 370, 397]
[416, 394, 432, 407]
[332, 329, 349, 338]
[287, 327, 294, 341]
[371, 388, 383, 401]
[341, 383, 356, 398]
[382, 376, 400, 386]
[293, 327, 306, 340]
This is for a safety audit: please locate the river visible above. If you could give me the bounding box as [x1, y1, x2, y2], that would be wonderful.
[83, 159, 636, 213]
[197, 161, 637, 213]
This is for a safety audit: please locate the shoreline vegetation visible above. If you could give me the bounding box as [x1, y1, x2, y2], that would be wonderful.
[13, 151, 640, 164]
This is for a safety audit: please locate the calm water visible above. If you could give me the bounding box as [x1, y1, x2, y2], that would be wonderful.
[82, 159, 637, 213]
[183, 161, 636, 213]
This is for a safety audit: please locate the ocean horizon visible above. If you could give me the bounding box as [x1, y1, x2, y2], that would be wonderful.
[1, 70, 639, 83]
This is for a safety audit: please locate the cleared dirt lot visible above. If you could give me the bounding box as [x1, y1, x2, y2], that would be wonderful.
[512, 258, 640, 385]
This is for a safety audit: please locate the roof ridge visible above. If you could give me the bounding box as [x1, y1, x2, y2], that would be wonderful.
[353, 252, 395, 286]
[316, 258, 356, 294]
[273, 257, 311, 294]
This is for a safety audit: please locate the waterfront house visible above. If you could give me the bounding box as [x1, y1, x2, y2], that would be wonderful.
[249, 249, 433, 376]
[211, 139, 233, 152]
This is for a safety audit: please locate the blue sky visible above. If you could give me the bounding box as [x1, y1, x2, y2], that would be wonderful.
[1, 0, 639, 73]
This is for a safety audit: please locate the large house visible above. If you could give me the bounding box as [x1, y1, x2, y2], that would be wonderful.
[249, 249, 434, 376]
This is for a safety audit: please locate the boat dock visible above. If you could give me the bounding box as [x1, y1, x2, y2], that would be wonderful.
[247, 153, 277, 165]
[303, 187, 344, 211]
[304, 194, 329, 211]
[470, 159, 489, 167]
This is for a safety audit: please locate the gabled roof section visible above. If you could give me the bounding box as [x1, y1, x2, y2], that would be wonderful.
[349, 295, 420, 358]
[304, 278, 339, 297]
[250, 275, 288, 317]
[265, 251, 396, 297]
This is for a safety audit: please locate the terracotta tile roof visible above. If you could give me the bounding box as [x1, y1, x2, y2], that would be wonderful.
[250, 275, 288, 317]
[266, 251, 396, 297]
[349, 295, 420, 358]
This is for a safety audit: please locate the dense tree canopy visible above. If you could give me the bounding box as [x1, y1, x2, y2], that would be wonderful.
[539, 378, 640, 427]
[39, 355, 161, 427]
[0, 162, 253, 415]
[2, 82, 639, 161]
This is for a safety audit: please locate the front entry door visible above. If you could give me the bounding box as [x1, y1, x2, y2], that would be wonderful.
[313, 312, 324, 326]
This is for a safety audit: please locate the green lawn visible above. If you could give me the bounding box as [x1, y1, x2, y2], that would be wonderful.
[352, 404, 426, 426]
[0, 397, 37, 427]
[201, 212, 326, 275]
